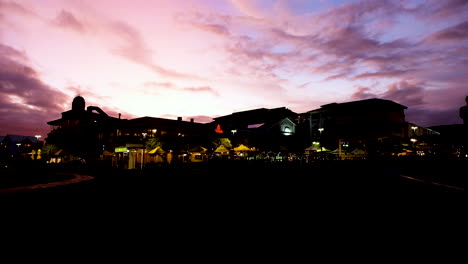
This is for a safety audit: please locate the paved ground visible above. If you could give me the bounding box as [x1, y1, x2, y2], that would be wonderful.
[0, 159, 465, 233]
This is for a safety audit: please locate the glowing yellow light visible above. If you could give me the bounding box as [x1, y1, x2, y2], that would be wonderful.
[115, 147, 128, 152]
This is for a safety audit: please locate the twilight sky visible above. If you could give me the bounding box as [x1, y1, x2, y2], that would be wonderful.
[1, 0, 468, 137]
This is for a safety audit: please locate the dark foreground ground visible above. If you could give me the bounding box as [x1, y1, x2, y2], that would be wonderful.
[0, 159, 465, 234]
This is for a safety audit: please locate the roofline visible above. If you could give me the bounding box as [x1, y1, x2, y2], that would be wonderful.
[301, 98, 407, 114]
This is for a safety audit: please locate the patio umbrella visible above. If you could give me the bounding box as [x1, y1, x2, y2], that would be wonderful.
[234, 144, 250, 152]
[350, 148, 366, 155]
[214, 145, 230, 153]
[304, 145, 319, 153]
[148, 146, 165, 154]
[189, 146, 207, 152]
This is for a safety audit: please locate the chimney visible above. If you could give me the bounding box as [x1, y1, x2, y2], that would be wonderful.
[118, 113, 121, 119]
[177, 117, 182, 121]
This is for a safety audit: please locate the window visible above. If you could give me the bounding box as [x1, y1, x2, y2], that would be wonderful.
[283, 126, 292, 136]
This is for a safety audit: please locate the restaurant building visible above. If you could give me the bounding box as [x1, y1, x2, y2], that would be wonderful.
[44, 96, 445, 166]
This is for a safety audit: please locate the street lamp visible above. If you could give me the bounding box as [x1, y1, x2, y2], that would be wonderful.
[411, 126, 417, 137]
[34, 135, 42, 161]
[410, 138, 417, 150]
[318, 128, 324, 152]
[141, 132, 147, 169]
[16, 143, 21, 156]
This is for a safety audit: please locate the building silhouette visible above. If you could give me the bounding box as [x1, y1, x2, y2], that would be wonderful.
[209, 107, 300, 152]
[0, 135, 42, 161]
[38, 95, 460, 167]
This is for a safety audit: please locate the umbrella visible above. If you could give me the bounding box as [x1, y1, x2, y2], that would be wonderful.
[233, 144, 251, 152]
[214, 145, 230, 153]
[189, 146, 207, 152]
[350, 148, 366, 155]
[148, 146, 165, 154]
[304, 145, 319, 152]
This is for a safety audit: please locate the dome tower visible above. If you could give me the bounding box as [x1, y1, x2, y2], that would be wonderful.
[72, 96, 86, 112]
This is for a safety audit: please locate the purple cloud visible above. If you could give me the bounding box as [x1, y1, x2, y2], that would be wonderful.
[351, 79, 464, 127]
[414, 0, 468, 21]
[0, 44, 69, 135]
[424, 20, 468, 43]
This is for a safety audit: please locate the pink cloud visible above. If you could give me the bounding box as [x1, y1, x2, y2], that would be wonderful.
[0, 0, 38, 18]
[52, 9, 85, 32]
[107, 19, 203, 80]
[144, 82, 175, 88]
[381, 79, 426, 106]
[229, 0, 267, 19]
[352, 70, 411, 80]
[191, 23, 231, 36]
[182, 86, 219, 96]
[351, 86, 378, 100]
